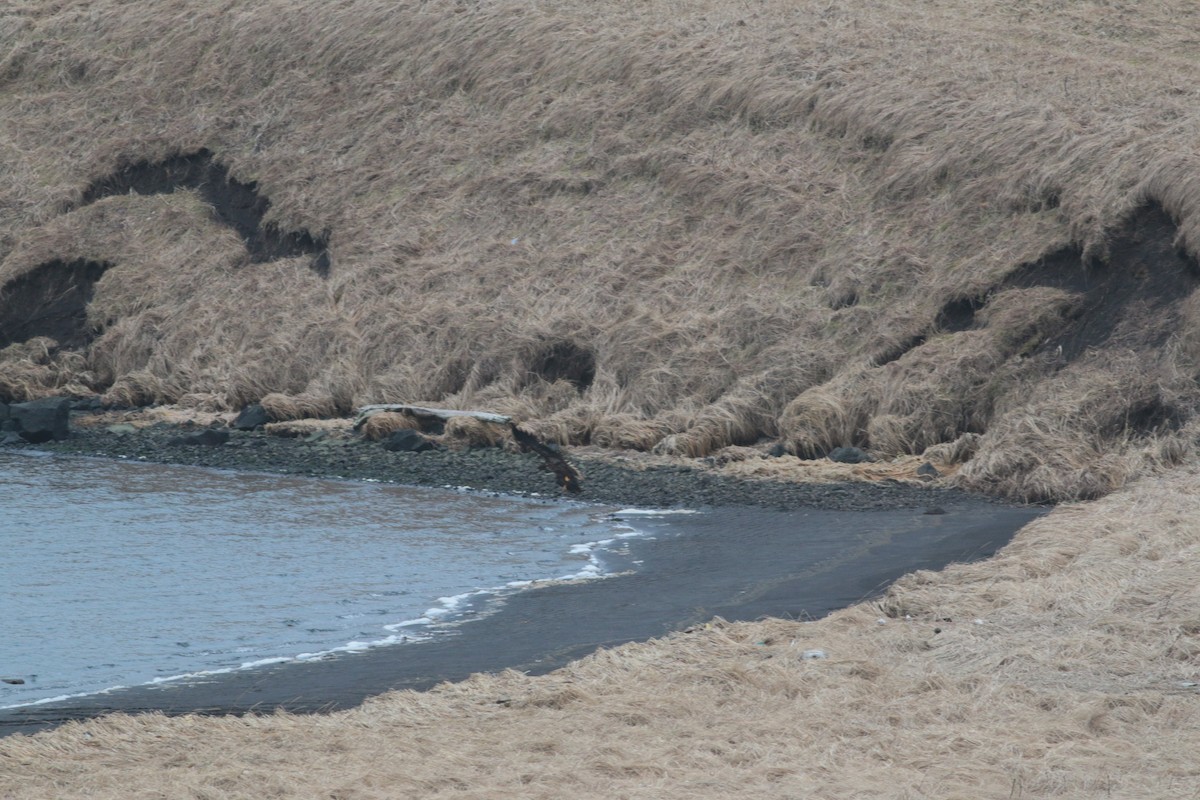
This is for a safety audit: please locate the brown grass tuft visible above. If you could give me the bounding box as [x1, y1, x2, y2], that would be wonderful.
[442, 415, 505, 449]
[358, 411, 420, 442]
[259, 392, 339, 422]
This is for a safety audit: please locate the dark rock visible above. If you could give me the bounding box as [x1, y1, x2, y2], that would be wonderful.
[916, 462, 941, 480]
[924, 506, 947, 515]
[169, 429, 231, 447]
[233, 403, 271, 431]
[0, 419, 15, 432]
[766, 442, 788, 458]
[70, 395, 104, 412]
[1, 677, 25, 685]
[382, 429, 438, 453]
[0, 401, 8, 422]
[827, 446, 872, 464]
[9, 397, 71, 442]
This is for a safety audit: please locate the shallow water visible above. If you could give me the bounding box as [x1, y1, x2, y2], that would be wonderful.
[0, 452, 633, 708]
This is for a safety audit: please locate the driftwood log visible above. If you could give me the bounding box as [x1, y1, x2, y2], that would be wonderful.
[353, 404, 512, 428]
[353, 404, 582, 493]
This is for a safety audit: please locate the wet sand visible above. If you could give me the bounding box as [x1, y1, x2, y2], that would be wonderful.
[0, 493, 1042, 736]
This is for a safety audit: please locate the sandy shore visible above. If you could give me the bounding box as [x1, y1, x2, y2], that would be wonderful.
[0, 500, 1040, 736]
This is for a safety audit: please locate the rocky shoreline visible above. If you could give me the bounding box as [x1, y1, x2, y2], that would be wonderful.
[0, 402, 1013, 513]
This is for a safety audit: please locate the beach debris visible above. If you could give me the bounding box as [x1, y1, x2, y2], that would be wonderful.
[353, 404, 583, 493]
[801, 649, 828, 660]
[355, 404, 512, 428]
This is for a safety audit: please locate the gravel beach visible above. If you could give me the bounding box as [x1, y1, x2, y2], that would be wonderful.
[14, 409, 1009, 513]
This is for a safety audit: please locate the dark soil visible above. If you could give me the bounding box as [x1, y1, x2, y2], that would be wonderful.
[16, 410, 1004, 513]
[0, 258, 111, 349]
[0, 150, 331, 350]
[881, 203, 1200, 365]
[1012, 204, 1199, 362]
[79, 149, 330, 274]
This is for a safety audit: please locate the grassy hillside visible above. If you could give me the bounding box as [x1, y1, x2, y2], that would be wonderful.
[4, 0, 1200, 500]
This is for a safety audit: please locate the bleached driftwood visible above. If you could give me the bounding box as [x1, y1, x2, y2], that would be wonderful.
[353, 404, 512, 430]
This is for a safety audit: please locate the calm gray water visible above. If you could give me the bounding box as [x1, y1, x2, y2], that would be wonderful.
[0, 452, 638, 708]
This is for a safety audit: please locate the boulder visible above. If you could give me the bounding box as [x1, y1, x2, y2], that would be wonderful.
[766, 442, 788, 458]
[916, 461, 941, 480]
[70, 395, 104, 412]
[233, 403, 271, 430]
[382, 429, 438, 453]
[827, 446, 871, 464]
[9, 397, 71, 443]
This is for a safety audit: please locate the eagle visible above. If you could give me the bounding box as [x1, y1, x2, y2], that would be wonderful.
[509, 423, 583, 494]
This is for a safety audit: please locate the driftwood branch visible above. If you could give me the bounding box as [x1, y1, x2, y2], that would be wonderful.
[353, 404, 512, 430]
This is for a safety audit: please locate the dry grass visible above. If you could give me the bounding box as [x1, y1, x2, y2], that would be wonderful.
[2, 0, 1200, 498]
[356, 410, 420, 442]
[5, 5, 1200, 792]
[4, 469, 1198, 799]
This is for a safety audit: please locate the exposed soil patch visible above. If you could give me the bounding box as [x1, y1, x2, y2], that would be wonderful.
[0, 258, 111, 349]
[78, 149, 330, 275]
[934, 295, 984, 333]
[888, 205, 1198, 366]
[525, 339, 597, 390]
[1007, 205, 1199, 362]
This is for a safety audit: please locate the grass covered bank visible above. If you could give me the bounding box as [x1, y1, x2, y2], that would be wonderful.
[4, 0, 1200, 501]
[2, 1, 1200, 795]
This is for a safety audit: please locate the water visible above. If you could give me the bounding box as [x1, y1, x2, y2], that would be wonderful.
[0, 452, 639, 708]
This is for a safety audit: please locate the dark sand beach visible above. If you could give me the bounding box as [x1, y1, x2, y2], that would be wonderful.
[0, 417, 1042, 736]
